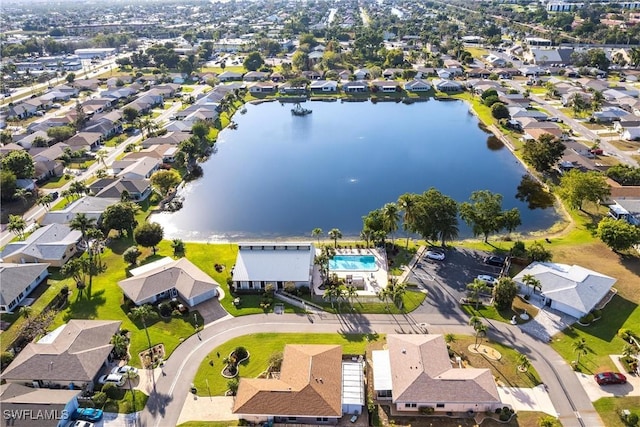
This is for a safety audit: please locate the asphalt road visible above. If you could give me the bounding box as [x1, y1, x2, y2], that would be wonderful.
[138, 296, 604, 427]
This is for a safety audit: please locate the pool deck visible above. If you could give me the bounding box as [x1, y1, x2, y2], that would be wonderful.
[312, 248, 389, 297]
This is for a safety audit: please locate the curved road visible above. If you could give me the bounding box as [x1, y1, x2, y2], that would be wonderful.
[139, 308, 603, 427]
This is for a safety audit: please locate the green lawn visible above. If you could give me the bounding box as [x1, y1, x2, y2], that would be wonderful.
[193, 332, 380, 397]
[102, 389, 149, 414]
[449, 335, 542, 388]
[40, 175, 73, 189]
[303, 289, 427, 315]
[593, 396, 640, 427]
[462, 296, 539, 325]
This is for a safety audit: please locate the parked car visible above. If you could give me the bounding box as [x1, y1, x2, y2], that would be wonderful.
[594, 372, 627, 385]
[74, 407, 103, 422]
[50, 191, 59, 200]
[589, 148, 604, 155]
[484, 256, 505, 267]
[425, 250, 445, 261]
[98, 373, 125, 387]
[476, 275, 497, 286]
[73, 421, 94, 427]
[111, 365, 138, 376]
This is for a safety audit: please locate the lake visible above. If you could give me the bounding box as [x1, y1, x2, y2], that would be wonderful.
[152, 99, 560, 241]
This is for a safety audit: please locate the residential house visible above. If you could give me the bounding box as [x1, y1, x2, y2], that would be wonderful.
[499, 94, 531, 109]
[302, 70, 323, 80]
[466, 68, 492, 79]
[232, 243, 315, 291]
[561, 91, 592, 107]
[372, 335, 502, 413]
[508, 107, 548, 121]
[6, 103, 38, 120]
[55, 84, 80, 97]
[309, 80, 338, 92]
[432, 79, 462, 92]
[353, 69, 370, 80]
[31, 142, 69, 181]
[233, 344, 364, 424]
[270, 72, 284, 82]
[41, 196, 119, 226]
[15, 131, 52, 150]
[513, 262, 616, 318]
[371, 80, 399, 93]
[102, 87, 137, 102]
[622, 127, 640, 141]
[519, 66, 546, 77]
[244, 71, 270, 82]
[308, 50, 324, 63]
[218, 71, 243, 82]
[80, 98, 114, 116]
[84, 111, 123, 139]
[382, 68, 404, 79]
[414, 67, 436, 79]
[117, 156, 160, 180]
[279, 82, 307, 94]
[0, 224, 81, 267]
[0, 383, 80, 427]
[124, 144, 177, 164]
[140, 132, 190, 148]
[27, 116, 73, 134]
[0, 143, 24, 157]
[337, 70, 352, 81]
[613, 114, 640, 132]
[1, 320, 121, 389]
[526, 47, 573, 66]
[119, 257, 219, 307]
[39, 90, 72, 103]
[485, 54, 506, 67]
[89, 178, 152, 202]
[65, 132, 102, 152]
[603, 88, 639, 102]
[523, 127, 565, 141]
[403, 79, 431, 92]
[249, 82, 278, 94]
[342, 81, 369, 93]
[592, 107, 628, 123]
[0, 263, 49, 313]
[608, 199, 640, 226]
[71, 78, 100, 92]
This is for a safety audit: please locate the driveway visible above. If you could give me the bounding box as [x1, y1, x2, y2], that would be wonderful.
[576, 355, 640, 401]
[498, 385, 556, 416]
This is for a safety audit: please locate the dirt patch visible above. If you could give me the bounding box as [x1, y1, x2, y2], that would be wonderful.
[468, 344, 502, 361]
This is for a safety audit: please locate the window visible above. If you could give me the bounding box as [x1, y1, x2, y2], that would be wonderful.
[436, 403, 445, 408]
[404, 403, 417, 408]
[316, 418, 328, 422]
[287, 417, 297, 421]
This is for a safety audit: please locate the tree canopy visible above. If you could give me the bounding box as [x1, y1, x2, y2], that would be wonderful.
[522, 134, 566, 174]
[134, 222, 164, 254]
[102, 202, 138, 237]
[597, 217, 640, 253]
[1, 150, 35, 179]
[150, 169, 181, 197]
[459, 190, 519, 242]
[243, 51, 265, 71]
[558, 169, 610, 211]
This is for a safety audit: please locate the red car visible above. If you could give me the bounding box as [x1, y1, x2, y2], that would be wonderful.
[594, 372, 627, 385]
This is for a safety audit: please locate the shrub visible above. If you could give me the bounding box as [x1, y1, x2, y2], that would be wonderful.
[92, 391, 107, 408]
[591, 309, 602, 319]
[618, 328, 635, 342]
[228, 378, 239, 395]
[499, 406, 514, 421]
[123, 246, 141, 265]
[1, 352, 15, 370]
[235, 346, 248, 360]
[626, 413, 638, 427]
[418, 406, 434, 414]
[579, 313, 594, 324]
[511, 241, 526, 258]
[298, 285, 311, 296]
[158, 302, 172, 317]
[284, 282, 297, 294]
[60, 285, 70, 296]
[101, 383, 119, 399]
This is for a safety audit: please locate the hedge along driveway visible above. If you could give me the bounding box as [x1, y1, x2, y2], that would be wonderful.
[193, 332, 380, 396]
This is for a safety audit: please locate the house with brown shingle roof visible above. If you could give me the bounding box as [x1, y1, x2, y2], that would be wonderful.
[233, 344, 359, 424]
[372, 335, 502, 414]
[1, 320, 121, 389]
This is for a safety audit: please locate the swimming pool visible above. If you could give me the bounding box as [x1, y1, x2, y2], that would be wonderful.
[329, 255, 378, 271]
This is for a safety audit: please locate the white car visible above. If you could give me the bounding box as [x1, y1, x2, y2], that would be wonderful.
[111, 365, 138, 376]
[476, 275, 497, 286]
[98, 373, 125, 387]
[425, 250, 445, 261]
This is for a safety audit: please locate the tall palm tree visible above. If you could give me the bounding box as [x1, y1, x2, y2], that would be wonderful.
[69, 180, 88, 199]
[522, 274, 541, 296]
[376, 287, 393, 311]
[8, 215, 27, 240]
[323, 285, 340, 309]
[390, 280, 406, 310]
[572, 338, 589, 366]
[346, 285, 358, 307]
[311, 228, 323, 245]
[69, 213, 97, 248]
[61, 257, 88, 299]
[381, 202, 400, 246]
[360, 229, 372, 248]
[130, 304, 157, 359]
[14, 188, 32, 207]
[96, 148, 108, 167]
[111, 333, 129, 359]
[467, 279, 489, 310]
[397, 193, 418, 249]
[473, 321, 488, 350]
[328, 228, 342, 248]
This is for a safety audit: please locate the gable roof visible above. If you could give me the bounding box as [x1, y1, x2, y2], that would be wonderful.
[0, 263, 49, 306]
[384, 334, 500, 404]
[118, 257, 219, 304]
[513, 262, 616, 316]
[1, 320, 121, 383]
[233, 345, 342, 417]
[0, 383, 80, 427]
[0, 224, 81, 262]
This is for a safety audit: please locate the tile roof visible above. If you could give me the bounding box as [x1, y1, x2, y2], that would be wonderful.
[387, 335, 501, 404]
[1, 320, 121, 383]
[0, 263, 49, 306]
[234, 345, 342, 417]
[118, 257, 219, 304]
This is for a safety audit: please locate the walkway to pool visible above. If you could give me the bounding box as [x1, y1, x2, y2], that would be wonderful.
[312, 248, 389, 298]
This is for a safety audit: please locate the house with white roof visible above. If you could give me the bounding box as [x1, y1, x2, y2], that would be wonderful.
[372, 335, 502, 413]
[0, 224, 81, 267]
[232, 242, 315, 291]
[403, 79, 432, 92]
[41, 196, 119, 225]
[433, 79, 462, 92]
[0, 263, 49, 313]
[513, 262, 617, 318]
[119, 257, 219, 307]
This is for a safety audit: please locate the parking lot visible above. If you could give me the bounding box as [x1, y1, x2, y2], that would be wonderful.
[408, 247, 505, 317]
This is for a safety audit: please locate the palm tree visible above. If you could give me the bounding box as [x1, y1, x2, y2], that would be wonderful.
[397, 193, 418, 249]
[111, 333, 129, 359]
[96, 149, 108, 167]
[328, 228, 342, 248]
[381, 202, 400, 246]
[311, 228, 323, 245]
[390, 280, 406, 310]
[517, 354, 530, 372]
[376, 287, 393, 311]
[130, 304, 158, 359]
[7, 215, 27, 240]
[522, 274, 541, 296]
[444, 333, 456, 344]
[18, 306, 33, 320]
[323, 285, 340, 309]
[14, 188, 32, 207]
[69, 213, 97, 248]
[61, 257, 87, 299]
[360, 229, 372, 248]
[622, 343, 638, 359]
[473, 321, 488, 350]
[69, 180, 88, 199]
[438, 220, 459, 247]
[572, 338, 589, 367]
[36, 193, 54, 208]
[346, 285, 358, 307]
[467, 279, 489, 310]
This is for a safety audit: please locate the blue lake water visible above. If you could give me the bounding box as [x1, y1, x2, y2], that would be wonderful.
[153, 99, 560, 241]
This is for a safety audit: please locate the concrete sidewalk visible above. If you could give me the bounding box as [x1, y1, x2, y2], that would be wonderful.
[498, 385, 557, 416]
